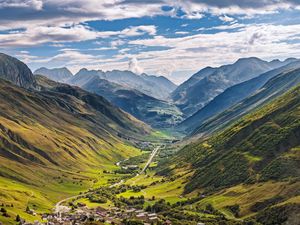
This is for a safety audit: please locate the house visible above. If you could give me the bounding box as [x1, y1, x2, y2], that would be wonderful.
[149, 216, 158, 222]
[135, 209, 144, 214]
[136, 213, 147, 220]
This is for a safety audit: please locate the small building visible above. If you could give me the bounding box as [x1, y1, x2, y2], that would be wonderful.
[136, 213, 147, 220]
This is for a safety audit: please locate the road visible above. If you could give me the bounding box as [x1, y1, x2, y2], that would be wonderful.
[54, 145, 161, 212]
[139, 145, 161, 174]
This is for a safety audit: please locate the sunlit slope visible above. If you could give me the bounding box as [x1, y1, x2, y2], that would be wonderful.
[0, 77, 149, 171]
[155, 83, 300, 223]
[181, 84, 300, 192]
[0, 77, 150, 223]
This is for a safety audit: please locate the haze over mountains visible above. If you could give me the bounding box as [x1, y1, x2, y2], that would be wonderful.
[34, 67, 182, 128]
[34, 56, 300, 132]
[171, 57, 297, 116]
[35, 67, 177, 101]
[179, 59, 300, 133]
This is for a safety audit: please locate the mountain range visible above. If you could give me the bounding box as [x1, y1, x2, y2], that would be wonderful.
[1, 52, 300, 224]
[171, 57, 297, 117]
[34, 67, 177, 101]
[158, 76, 300, 222]
[191, 66, 300, 136]
[35, 67, 181, 128]
[179, 59, 300, 133]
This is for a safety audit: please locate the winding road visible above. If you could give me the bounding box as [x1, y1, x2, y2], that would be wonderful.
[54, 145, 161, 212]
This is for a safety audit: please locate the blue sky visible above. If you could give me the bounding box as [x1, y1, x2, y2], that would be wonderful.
[1, 1, 300, 84]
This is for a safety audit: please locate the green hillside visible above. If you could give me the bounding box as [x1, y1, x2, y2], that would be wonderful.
[157, 83, 300, 223]
[193, 67, 300, 136]
[0, 77, 150, 224]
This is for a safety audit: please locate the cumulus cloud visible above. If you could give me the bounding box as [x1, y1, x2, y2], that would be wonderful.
[2, 0, 300, 84]
[0, 0, 43, 10]
[125, 23, 300, 79]
[0, 24, 157, 47]
[1, 0, 299, 31]
[128, 57, 144, 75]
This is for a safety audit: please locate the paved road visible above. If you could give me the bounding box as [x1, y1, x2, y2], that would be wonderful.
[139, 146, 161, 174]
[55, 145, 161, 212]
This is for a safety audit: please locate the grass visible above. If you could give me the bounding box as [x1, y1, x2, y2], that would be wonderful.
[191, 181, 300, 218]
[74, 198, 114, 209]
[119, 170, 193, 204]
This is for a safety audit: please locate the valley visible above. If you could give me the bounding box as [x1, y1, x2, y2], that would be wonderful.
[0, 52, 299, 225]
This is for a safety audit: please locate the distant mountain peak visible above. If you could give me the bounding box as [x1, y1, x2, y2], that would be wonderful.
[34, 67, 73, 82]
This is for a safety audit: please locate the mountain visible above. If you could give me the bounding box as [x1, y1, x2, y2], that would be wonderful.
[0, 53, 36, 89]
[36, 75, 150, 136]
[158, 83, 300, 222]
[179, 60, 300, 133]
[67, 68, 106, 86]
[37, 67, 177, 100]
[82, 76, 183, 128]
[140, 73, 177, 99]
[171, 57, 296, 116]
[105, 70, 176, 100]
[0, 54, 151, 222]
[34, 67, 73, 82]
[192, 67, 300, 136]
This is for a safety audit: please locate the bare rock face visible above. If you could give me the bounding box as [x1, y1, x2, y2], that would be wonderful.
[0, 53, 36, 89]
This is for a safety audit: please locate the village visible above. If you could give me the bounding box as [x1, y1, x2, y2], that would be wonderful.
[6, 144, 209, 225]
[17, 204, 170, 225]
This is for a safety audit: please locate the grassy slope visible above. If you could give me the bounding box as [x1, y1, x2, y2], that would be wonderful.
[156, 83, 300, 221]
[193, 67, 300, 136]
[0, 78, 149, 224]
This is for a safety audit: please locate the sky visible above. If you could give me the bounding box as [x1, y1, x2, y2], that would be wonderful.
[1, 1, 300, 84]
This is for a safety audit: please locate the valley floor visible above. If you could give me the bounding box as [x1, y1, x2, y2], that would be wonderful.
[1, 140, 299, 225]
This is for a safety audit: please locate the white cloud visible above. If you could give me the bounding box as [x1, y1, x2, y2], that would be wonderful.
[219, 15, 235, 23]
[1, 0, 298, 33]
[197, 23, 246, 31]
[0, 25, 100, 47]
[123, 23, 300, 81]
[128, 57, 144, 75]
[0, 24, 157, 47]
[119, 25, 157, 37]
[0, 0, 43, 10]
[21, 22, 300, 84]
[175, 31, 190, 35]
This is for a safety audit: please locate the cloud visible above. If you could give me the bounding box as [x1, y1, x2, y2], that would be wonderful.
[0, 24, 157, 47]
[1, 0, 299, 32]
[219, 15, 235, 22]
[197, 23, 245, 31]
[2, 0, 300, 84]
[119, 25, 157, 37]
[124, 23, 300, 79]
[0, 0, 43, 10]
[128, 57, 144, 74]
[175, 31, 190, 35]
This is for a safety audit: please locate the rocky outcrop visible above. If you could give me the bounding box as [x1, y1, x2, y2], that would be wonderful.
[0, 53, 36, 89]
